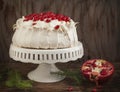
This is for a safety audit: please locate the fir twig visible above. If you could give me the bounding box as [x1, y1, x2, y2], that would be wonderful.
[52, 69, 85, 86]
[5, 70, 33, 89]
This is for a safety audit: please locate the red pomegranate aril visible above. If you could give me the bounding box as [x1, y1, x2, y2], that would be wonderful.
[50, 14, 56, 18]
[33, 17, 39, 21]
[58, 15, 63, 18]
[51, 17, 56, 20]
[92, 63, 97, 67]
[45, 19, 51, 23]
[54, 25, 60, 30]
[83, 69, 91, 74]
[39, 13, 43, 16]
[42, 16, 46, 19]
[24, 16, 33, 21]
[24, 12, 71, 22]
[91, 60, 97, 67]
[41, 12, 46, 15]
[29, 17, 34, 20]
[39, 16, 44, 21]
[103, 63, 109, 67]
[92, 88, 97, 92]
[55, 14, 59, 17]
[56, 15, 60, 19]
[86, 62, 93, 65]
[100, 69, 108, 75]
[47, 15, 50, 18]
[32, 23, 36, 25]
[67, 86, 73, 91]
[63, 16, 69, 22]
[40, 18, 44, 21]
[58, 18, 62, 21]
[25, 14, 33, 18]
[109, 67, 113, 71]
[27, 14, 36, 19]
[65, 18, 70, 22]
[62, 17, 67, 20]
[33, 19, 37, 21]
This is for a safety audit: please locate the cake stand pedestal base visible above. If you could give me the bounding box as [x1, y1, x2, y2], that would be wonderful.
[28, 63, 65, 83]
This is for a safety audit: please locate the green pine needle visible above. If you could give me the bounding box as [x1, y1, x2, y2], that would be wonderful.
[16, 80, 33, 89]
[52, 69, 85, 85]
[5, 70, 33, 89]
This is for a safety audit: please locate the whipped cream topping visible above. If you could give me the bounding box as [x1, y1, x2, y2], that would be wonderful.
[14, 17, 77, 33]
[13, 12, 77, 33]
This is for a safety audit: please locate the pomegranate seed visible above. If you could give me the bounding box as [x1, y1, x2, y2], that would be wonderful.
[32, 23, 36, 25]
[45, 19, 51, 23]
[24, 12, 70, 22]
[67, 86, 73, 91]
[92, 88, 97, 92]
[33, 17, 39, 21]
[54, 25, 60, 30]
[100, 69, 107, 75]
[51, 17, 56, 20]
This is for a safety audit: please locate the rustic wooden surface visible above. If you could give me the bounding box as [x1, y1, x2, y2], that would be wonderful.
[0, 61, 120, 92]
[0, 0, 120, 62]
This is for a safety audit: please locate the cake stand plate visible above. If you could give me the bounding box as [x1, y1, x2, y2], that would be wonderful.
[9, 42, 83, 83]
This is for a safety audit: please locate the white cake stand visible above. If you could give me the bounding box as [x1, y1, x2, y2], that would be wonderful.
[9, 42, 83, 83]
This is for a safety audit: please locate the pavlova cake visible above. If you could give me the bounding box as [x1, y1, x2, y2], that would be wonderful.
[12, 12, 78, 49]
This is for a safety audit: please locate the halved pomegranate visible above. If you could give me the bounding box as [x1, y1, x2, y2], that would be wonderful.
[81, 59, 114, 84]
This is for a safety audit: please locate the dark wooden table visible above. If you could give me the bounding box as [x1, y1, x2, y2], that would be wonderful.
[0, 60, 120, 92]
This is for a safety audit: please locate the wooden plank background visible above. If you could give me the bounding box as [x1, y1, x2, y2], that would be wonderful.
[0, 0, 120, 62]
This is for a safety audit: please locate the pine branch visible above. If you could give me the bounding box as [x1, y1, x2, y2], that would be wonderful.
[0, 68, 33, 89]
[52, 69, 85, 86]
[5, 70, 33, 89]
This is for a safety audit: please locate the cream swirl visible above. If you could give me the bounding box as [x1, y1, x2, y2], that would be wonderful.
[13, 16, 77, 33]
